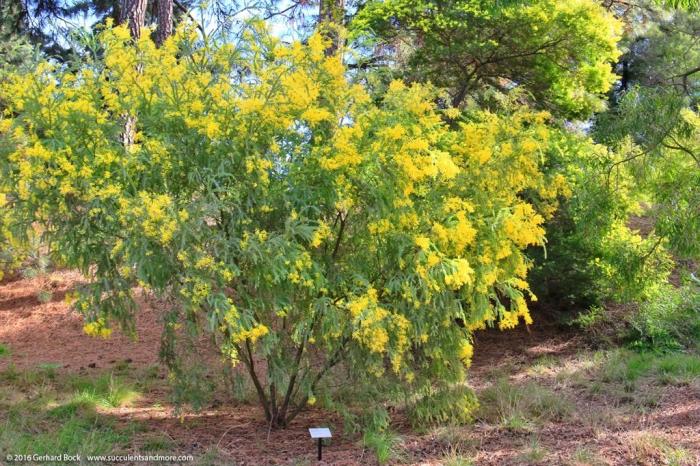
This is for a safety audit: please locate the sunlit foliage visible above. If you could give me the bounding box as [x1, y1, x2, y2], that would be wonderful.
[0, 21, 568, 426]
[351, 0, 622, 118]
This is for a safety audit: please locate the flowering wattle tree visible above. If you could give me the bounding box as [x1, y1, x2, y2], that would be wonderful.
[0, 22, 568, 427]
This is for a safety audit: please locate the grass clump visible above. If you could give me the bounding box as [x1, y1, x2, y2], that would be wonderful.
[570, 446, 606, 465]
[408, 385, 479, 427]
[630, 433, 695, 466]
[597, 349, 700, 387]
[66, 373, 140, 408]
[441, 445, 475, 466]
[362, 430, 400, 464]
[657, 353, 700, 384]
[195, 447, 230, 466]
[140, 432, 176, 452]
[518, 437, 548, 464]
[477, 379, 572, 431]
[0, 365, 141, 459]
[3, 416, 131, 456]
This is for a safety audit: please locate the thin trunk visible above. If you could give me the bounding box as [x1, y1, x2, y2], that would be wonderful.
[118, 0, 147, 146]
[243, 340, 272, 422]
[155, 0, 173, 47]
[318, 0, 344, 55]
[285, 345, 344, 425]
[277, 341, 305, 423]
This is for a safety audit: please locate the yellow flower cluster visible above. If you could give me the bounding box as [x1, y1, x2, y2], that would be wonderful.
[347, 288, 410, 365]
[503, 203, 545, 248]
[83, 318, 113, 338]
[310, 221, 331, 248]
[444, 259, 474, 289]
[458, 340, 474, 367]
[231, 324, 270, 344]
[498, 296, 534, 330]
[118, 193, 178, 245]
[414, 236, 430, 250]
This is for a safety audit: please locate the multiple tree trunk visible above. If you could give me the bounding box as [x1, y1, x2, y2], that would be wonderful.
[117, 0, 343, 50]
[118, 0, 173, 44]
[115, 0, 344, 428]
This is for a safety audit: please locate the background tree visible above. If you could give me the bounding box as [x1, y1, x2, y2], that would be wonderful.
[596, 4, 700, 259]
[155, 0, 173, 45]
[350, 0, 622, 118]
[10, 0, 192, 57]
[120, 0, 148, 38]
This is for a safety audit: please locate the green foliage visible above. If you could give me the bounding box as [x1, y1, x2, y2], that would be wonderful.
[0, 343, 9, 358]
[0, 3, 37, 281]
[595, 8, 700, 262]
[408, 385, 478, 427]
[529, 131, 672, 309]
[596, 92, 700, 261]
[628, 283, 700, 352]
[1, 22, 568, 427]
[351, 0, 622, 118]
[653, 0, 700, 10]
[571, 306, 607, 329]
[0, 2, 35, 82]
[362, 429, 400, 464]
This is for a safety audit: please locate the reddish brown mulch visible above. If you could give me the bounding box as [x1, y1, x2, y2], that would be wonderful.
[0, 270, 161, 371]
[1, 271, 699, 465]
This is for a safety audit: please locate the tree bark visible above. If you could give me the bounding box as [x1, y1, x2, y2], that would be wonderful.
[119, 0, 147, 40]
[155, 0, 173, 47]
[118, 0, 147, 146]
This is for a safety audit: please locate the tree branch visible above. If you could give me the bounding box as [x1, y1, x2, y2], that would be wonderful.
[173, 0, 205, 36]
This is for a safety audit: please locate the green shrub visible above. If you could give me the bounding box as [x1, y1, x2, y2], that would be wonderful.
[628, 284, 700, 351]
[571, 305, 607, 329]
[529, 136, 672, 312]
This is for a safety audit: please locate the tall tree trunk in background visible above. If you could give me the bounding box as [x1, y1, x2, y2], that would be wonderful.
[118, 0, 147, 146]
[119, 0, 147, 39]
[318, 0, 344, 55]
[155, 0, 173, 47]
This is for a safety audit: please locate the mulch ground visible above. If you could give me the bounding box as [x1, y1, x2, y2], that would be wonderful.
[1, 270, 699, 465]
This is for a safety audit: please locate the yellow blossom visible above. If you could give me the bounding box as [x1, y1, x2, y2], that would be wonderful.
[414, 236, 430, 250]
